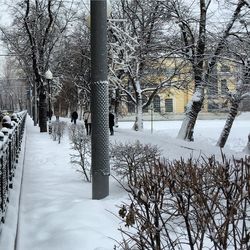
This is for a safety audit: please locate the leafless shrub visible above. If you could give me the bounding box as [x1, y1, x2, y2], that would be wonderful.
[112, 143, 250, 250]
[68, 123, 91, 182]
[50, 121, 67, 143]
[110, 140, 161, 185]
[204, 155, 250, 250]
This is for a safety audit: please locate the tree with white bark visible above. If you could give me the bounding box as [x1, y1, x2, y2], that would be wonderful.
[109, 0, 188, 130]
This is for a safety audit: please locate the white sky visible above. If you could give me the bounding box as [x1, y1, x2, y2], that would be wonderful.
[0, 113, 249, 249]
[0, 0, 246, 78]
[0, 1, 11, 77]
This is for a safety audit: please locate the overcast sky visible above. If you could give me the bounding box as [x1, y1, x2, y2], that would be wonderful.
[0, 0, 248, 77]
[0, 1, 12, 77]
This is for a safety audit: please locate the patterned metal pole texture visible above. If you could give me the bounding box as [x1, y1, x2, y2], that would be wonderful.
[91, 0, 109, 199]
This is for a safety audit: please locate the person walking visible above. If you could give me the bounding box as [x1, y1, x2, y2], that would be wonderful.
[84, 110, 92, 135]
[71, 111, 78, 124]
[109, 111, 115, 135]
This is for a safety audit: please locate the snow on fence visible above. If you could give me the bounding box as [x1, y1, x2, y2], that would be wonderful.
[0, 111, 27, 228]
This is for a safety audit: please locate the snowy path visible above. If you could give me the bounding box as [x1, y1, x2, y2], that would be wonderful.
[14, 117, 123, 250]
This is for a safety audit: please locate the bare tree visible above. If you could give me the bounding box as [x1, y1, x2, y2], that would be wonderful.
[1, 0, 79, 131]
[52, 17, 91, 117]
[217, 58, 250, 148]
[216, 16, 250, 148]
[109, 0, 187, 130]
[0, 57, 28, 111]
[159, 0, 249, 140]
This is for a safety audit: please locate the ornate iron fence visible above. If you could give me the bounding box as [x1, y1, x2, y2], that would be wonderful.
[0, 111, 27, 227]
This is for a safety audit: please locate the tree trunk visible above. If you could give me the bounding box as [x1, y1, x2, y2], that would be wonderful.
[134, 97, 143, 131]
[217, 100, 239, 148]
[33, 82, 38, 126]
[178, 87, 204, 141]
[58, 102, 62, 116]
[79, 105, 83, 120]
[39, 91, 47, 132]
[114, 88, 120, 127]
[67, 106, 71, 118]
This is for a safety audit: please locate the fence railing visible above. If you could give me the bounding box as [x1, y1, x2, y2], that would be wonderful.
[0, 111, 27, 227]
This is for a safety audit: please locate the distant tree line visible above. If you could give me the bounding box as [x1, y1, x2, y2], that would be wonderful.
[0, 0, 249, 147]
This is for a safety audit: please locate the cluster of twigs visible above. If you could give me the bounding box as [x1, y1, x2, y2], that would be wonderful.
[50, 120, 67, 143]
[68, 123, 91, 182]
[111, 142, 250, 250]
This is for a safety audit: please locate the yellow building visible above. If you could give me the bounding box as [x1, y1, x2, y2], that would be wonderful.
[139, 60, 239, 115]
[122, 58, 240, 115]
[203, 62, 238, 112]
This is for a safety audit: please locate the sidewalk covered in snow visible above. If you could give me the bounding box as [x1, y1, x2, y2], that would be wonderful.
[0, 116, 123, 250]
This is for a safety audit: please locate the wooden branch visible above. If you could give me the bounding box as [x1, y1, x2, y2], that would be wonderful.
[42, 0, 54, 49]
[24, 0, 41, 86]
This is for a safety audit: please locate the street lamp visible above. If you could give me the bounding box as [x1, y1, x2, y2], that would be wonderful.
[45, 69, 53, 134]
[91, 0, 109, 199]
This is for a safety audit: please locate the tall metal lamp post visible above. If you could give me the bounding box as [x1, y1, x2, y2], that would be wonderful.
[91, 0, 109, 199]
[45, 69, 53, 134]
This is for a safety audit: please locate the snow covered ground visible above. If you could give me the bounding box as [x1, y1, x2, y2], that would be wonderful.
[0, 113, 249, 250]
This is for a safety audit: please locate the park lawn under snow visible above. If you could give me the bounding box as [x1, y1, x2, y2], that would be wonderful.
[0, 113, 249, 250]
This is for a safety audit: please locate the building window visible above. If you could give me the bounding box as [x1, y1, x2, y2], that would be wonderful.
[244, 63, 250, 84]
[153, 95, 160, 112]
[165, 98, 173, 112]
[207, 67, 218, 96]
[207, 85, 214, 96]
[207, 84, 218, 96]
[127, 94, 135, 113]
[208, 101, 219, 111]
[221, 79, 228, 95]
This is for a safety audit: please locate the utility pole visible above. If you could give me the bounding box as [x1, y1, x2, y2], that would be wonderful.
[90, 0, 110, 199]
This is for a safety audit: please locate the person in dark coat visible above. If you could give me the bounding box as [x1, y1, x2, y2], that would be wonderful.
[109, 112, 115, 135]
[71, 111, 78, 124]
